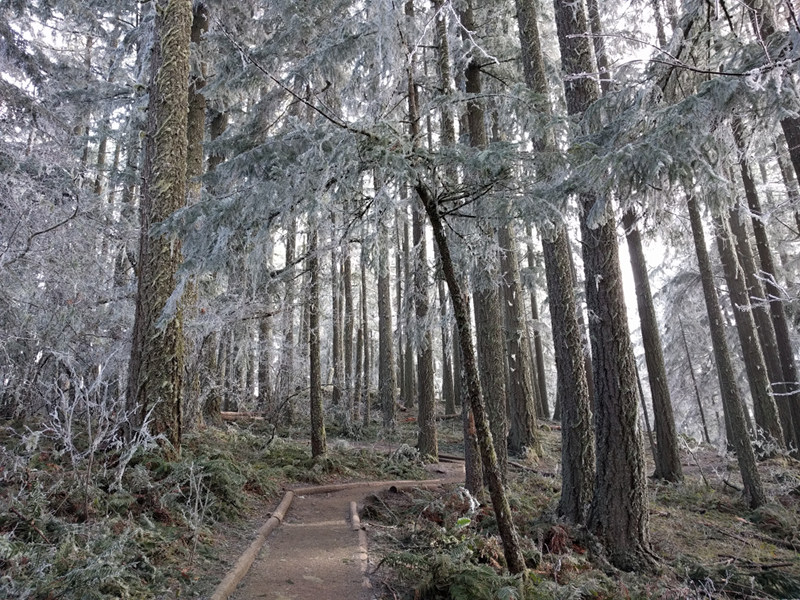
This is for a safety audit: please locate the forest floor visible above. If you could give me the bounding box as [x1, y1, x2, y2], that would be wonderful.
[206, 418, 800, 600]
[2, 415, 799, 599]
[227, 460, 465, 600]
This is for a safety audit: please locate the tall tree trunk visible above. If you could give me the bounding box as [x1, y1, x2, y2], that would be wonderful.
[553, 0, 652, 568]
[525, 228, 550, 419]
[439, 278, 456, 415]
[361, 246, 372, 426]
[354, 323, 363, 423]
[275, 220, 297, 419]
[403, 216, 416, 409]
[679, 317, 711, 444]
[623, 210, 682, 481]
[258, 315, 272, 413]
[432, 0, 478, 488]
[343, 231, 355, 421]
[403, 3, 438, 456]
[331, 229, 343, 408]
[309, 228, 326, 457]
[713, 210, 784, 446]
[417, 180, 526, 575]
[201, 110, 228, 426]
[126, 0, 192, 456]
[413, 204, 438, 459]
[181, 2, 209, 431]
[687, 195, 766, 508]
[461, 1, 509, 477]
[395, 220, 406, 404]
[542, 229, 596, 523]
[378, 215, 397, 433]
[500, 224, 540, 456]
[516, 0, 594, 523]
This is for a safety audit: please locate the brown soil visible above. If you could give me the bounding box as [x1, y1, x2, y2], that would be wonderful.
[228, 461, 464, 600]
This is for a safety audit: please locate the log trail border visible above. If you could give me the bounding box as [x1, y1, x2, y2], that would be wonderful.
[210, 475, 458, 600]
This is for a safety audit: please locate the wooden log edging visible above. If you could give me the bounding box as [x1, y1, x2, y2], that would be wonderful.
[290, 478, 446, 496]
[209, 491, 295, 600]
[211, 476, 455, 598]
[350, 500, 372, 590]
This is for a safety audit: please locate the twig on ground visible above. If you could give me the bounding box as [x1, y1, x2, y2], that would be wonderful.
[10, 507, 51, 544]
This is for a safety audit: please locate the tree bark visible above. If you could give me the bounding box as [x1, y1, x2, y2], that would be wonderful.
[542, 229, 595, 524]
[713, 211, 784, 446]
[461, 1, 509, 476]
[525, 229, 550, 419]
[361, 245, 372, 426]
[331, 229, 343, 408]
[403, 4, 438, 456]
[201, 110, 228, 426]
[417, 181, 526, 575]
[275, 220, 298, 418]
[343, 230, 355, 421]
[516, 0, 594, 523]
[396, 219, 406, 405]
[623, 209, 682, 481]
[500, 225, 540, 456]
[688, 195, 765, 508]
[182, 2, 209, 431]
[378, 215, 397, 433]
[439, 278, 456, 415]
[126, 0, 192, 456]
[309, 228, 326, 458]
[553, 0, 652, 568]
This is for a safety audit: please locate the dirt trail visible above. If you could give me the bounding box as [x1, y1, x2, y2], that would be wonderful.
[229, 462, 464, 600]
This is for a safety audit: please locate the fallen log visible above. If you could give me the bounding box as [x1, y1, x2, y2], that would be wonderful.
[220, 411, 265, 421]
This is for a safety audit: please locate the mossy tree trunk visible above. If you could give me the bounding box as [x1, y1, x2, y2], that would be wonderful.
[126, 0, 193, 457]
[524, 228, 550, 420]
[343, 221, 355, 421]
[275, 219, 297, 418]
[461, 1, 509, 477]
[201, 110, 228, 427]
[553, 0, 653, 569]
[500, 224, 539, 457]
[439, 278, 456, 415]
[516, 0, 594, 523]
[182, 1, 209, 431]
[360, 248, 372, 426]
[378, 215, 397, 433]
[417, 180, 526, 575]
[331, 227, 343, 408]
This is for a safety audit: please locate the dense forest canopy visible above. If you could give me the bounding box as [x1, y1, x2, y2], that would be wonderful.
[2, 0, 800, 594]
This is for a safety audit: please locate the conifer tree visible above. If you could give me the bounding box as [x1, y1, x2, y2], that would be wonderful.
[552, 0, 653, 568]
[126, 0, 193, 455]
[515, 0, 594, 524]
[687, 195, 766, 507]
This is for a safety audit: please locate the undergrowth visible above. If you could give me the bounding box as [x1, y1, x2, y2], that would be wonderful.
[0, 417, 427, 599]
[366, 426, 800, 600]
